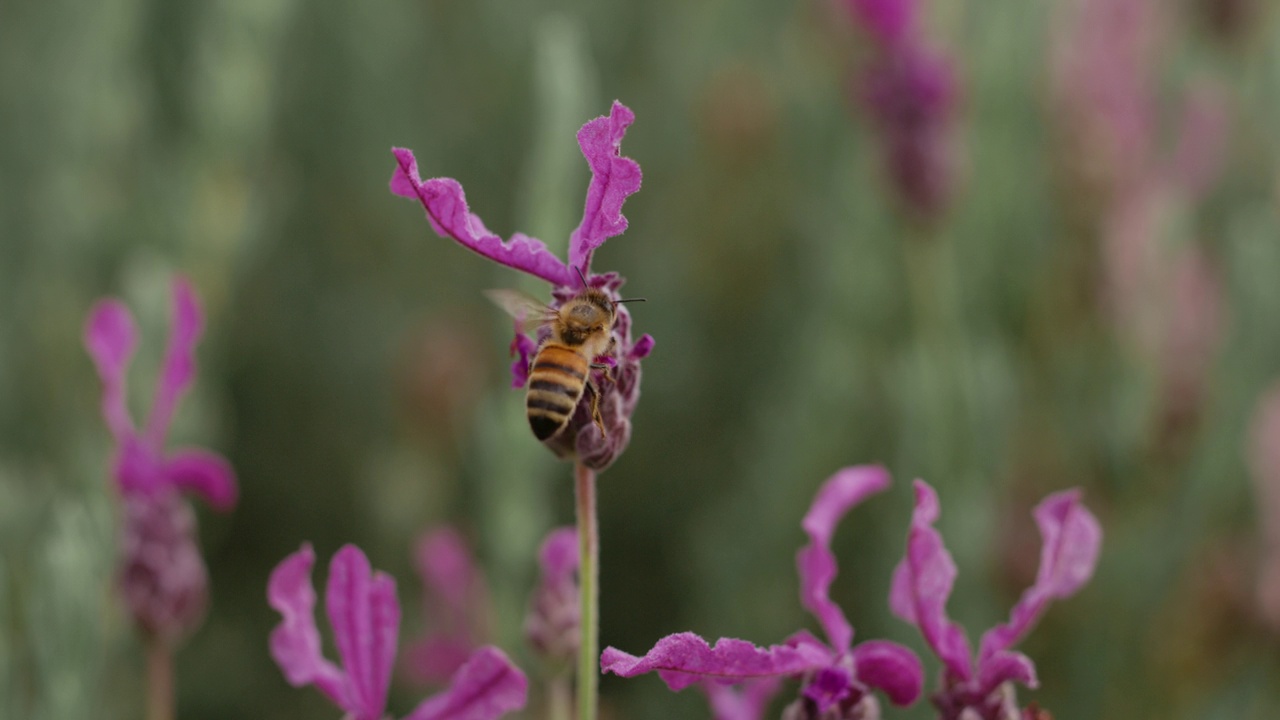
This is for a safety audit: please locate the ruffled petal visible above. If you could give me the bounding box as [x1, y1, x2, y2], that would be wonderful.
[404, 646, 528, 720]
[850, 640, 924, 706]
[567, 101, 643, 274]
[601, 632, 831, 691]
[976, 649, 1038, 692]
[163, 449, 238, 511]
[84, 299, 138, 441]
[978, 489, 1101, 662]
[700, 677, 782, 720]
[145, 277, 204, 447]
[391, 148, 574, 287]
[267, 544, 349, 709]
[326, 544, 399, 720]
[797, 465, 891, 652]
[888, 480, 973, 682]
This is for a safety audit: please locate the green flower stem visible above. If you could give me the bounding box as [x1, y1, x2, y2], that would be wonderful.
[146, 638, 173, 720]
[574, 460, 599, 720]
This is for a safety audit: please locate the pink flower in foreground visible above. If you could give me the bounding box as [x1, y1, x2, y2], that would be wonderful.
[84, 277, 238, 643]
[404, 527, 492, 686]
[268, 543, 527, 720]
[890, 481, 1101, 719]
[603, 466, 923, 719]
[391, 101, 654, 470]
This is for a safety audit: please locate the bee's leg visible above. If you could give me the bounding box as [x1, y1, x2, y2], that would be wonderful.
[586, 376, 607, 437]
[590, 361, 615, 384]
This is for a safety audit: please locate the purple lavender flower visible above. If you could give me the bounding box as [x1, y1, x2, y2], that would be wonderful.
[404, 527, 492, 686]
[844, 0, 960, 222]
[84, 277, 237, 643]
[524, 527, 581, 669]
[602, 466, 923, 718]
[268, 543, 528, 720]
[889, 480, 1101, 720]
[391, 101, 655, 470]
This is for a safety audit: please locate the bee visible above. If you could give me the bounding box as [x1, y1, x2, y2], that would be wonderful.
[487, 271, 643, 443]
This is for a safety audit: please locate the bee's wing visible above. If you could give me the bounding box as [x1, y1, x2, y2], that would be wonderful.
[484, 289, 556, 332]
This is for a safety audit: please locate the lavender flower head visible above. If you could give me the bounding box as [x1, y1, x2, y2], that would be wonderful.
[524, 527, 581, 669]
[404, 527, 492, 686]
[890, 481, 1101, 719]
[268, 543, 528, 720]
[84, 277, 238, 644]
[845, 0, 960, 222]
[602, 466, 923, 719]
[391, 101, 654, 471]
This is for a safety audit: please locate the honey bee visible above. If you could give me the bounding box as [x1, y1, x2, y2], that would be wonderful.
[487, 273, 643, 443]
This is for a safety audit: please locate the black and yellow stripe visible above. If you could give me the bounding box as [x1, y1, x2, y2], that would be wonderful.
[526, 345, 588, 440]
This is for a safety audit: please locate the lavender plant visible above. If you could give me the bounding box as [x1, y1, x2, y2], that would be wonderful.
[890, 481, 1101, 719]
[83, 277, 238, 720]
[391, 100, 653, 720]
[603, 466, 924, 720]
[404, 527, 494, 687]
[268, 543, 527, 720]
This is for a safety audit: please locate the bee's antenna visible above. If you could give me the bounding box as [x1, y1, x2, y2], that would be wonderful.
[575, 265, 589, 289]
[614, 298, 647, 304]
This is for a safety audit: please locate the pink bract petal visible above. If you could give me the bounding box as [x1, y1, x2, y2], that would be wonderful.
[889, 480, 973, 682]
[600, 632, 831, 691]
[146, 277, 204, 448]
[568, 101, 643, 275]
[537, 527, 579, 584]
[508, 330, 538, 388]
[976, 649, 1038, 693]
[416, 527, 480, 614]
[404, 646, 529, 720]
[978, 489, 1101, 663]
[390, 148, 574, 287]
[700, 677, 782, 720]
[163, 449, 238, 511]
[326, 545, 400, 720]
[850, 639, 924, 706]
[797, 465, 891, 652]
[629, 333, 656, 360]
[84, 299, 139, 440]
[267, 544, 349, 709]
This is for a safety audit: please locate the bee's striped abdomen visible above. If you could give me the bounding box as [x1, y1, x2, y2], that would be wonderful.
[526, 345, 588, 440]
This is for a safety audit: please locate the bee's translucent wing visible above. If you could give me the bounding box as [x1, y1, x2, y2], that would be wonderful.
[484, 289, 556, 332]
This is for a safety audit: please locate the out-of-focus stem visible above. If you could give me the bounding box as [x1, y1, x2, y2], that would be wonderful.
[574, 461, 599, 720]
[548, 673, 572, 720]
[146, 637, 173, 720]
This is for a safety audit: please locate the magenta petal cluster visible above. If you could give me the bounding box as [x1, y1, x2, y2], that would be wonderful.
[391, 101, 654, 470]
[602, 466, 923, 717]
[405, 527, 491, 686]
[890, 481, 1101, 719]
[84, 277, 238, 641]
[268, 543, 527, 720]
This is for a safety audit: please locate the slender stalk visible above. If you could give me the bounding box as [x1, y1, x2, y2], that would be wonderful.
[145, 637, 174, 720]
[574, 461, 599, 720]
[548, 674, 572, 720]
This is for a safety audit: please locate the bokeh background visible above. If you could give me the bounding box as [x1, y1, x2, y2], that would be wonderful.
[3, 0, 1280, 718]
